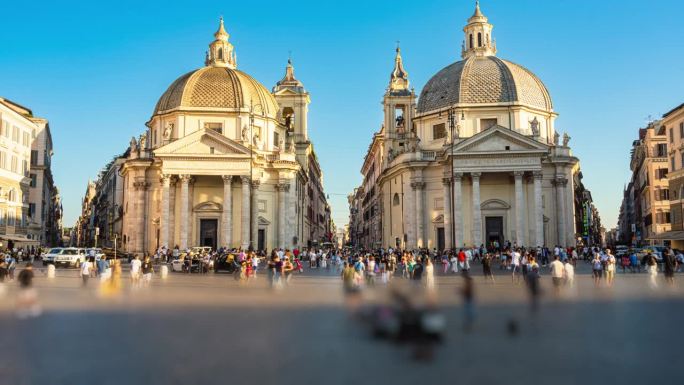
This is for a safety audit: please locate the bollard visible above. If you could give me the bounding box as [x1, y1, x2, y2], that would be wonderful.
[160, 264, 168, 279]
[46, 264, 56, 279]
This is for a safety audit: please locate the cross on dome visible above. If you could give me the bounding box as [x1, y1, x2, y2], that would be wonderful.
[205, 17, 237, 68]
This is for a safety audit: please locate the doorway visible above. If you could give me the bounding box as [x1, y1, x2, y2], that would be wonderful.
[485, 216, 504, 248]
[436, 227, 445, 251]
[258, 229, 266, 251]
[199, 219, 218, 250]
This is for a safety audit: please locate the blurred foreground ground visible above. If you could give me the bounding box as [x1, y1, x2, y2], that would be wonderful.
[1, 264, 682, 385]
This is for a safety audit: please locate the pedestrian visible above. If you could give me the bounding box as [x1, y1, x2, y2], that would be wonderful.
[563, 258, 575, 293]
[366, 256, 376, 286]
[482, 253, 494, 283]
[130, 255, 142, 288]
[664, 250, 676, 286]
[526, 257, 541, 313]
[549, 256, 564, 295]
[461, 275, 475, 332]
[412, 257, 424, 284]
[80, 257, 92, 287]
[646, 253, 658, 289]
[283, 256, 294, 285]
[591, 253, 602, 286]
[16, 263, 41, 318]
[424, 258, 435, 291]
[8, 255, 16, 281]
[0, 260, 8, 297]
[604, 249, 616, 286]
[141, 255, 154, 287]
[511, 249, 521, 283]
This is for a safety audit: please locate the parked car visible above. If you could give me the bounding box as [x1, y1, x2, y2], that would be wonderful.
[41, 247, 64, 265]
[191, 246, 212, 255]
[54, 247, 87, 268]
[170, 256, 204, 273]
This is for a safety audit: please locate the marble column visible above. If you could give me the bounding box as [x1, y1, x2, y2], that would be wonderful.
[178, 175, 190, 250]
[168, 178, 176, 247]
[286, 178, 297, 249]
[160, 174, 171, 249]
[533, 171, 544, 247]
[221, 175, 232, 248]
[413, 181, 425, 248]
[240, 176, 251, 250]
[133, 180, 149, 255]
[471, 172, 482, 247]
[442, 177, 453, 250]
[453, 173, 463, 248]
[555, 176, 567, 247]
[277, 182, 289, 248]
[514, 171, 525, 247]
[251, 180, 260, 250]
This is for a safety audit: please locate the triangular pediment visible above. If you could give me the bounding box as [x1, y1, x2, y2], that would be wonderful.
[154, 128, 251, 157]
[452, 125, 549, 153]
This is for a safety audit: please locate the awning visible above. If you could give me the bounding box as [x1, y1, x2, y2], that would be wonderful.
[648, 230, 684, 241]
[0, 234, 40, 244]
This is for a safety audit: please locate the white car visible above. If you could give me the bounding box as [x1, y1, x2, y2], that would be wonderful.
[54, 247, 87, 268]
[42, 247, 64, 265]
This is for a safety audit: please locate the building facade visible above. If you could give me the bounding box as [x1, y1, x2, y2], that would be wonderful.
[350, 3, 580, 250]
[0, 97, 61, 248]
[84, 19, 329, 255]
[662, 103, 684, 248]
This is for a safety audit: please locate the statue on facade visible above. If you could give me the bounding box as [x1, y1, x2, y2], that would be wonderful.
[455, 123, 461, 139]
[562, 132, 571, 147]
[288, 135, 296, 154]
[553, 131, 560, 146]
[388, 147, 395, 162]
[163, 123, 173, 140]
[241, 125, 249, 142]
[129, 136, 138, 152]
[252, 130, 260, 146]
[445, 126, 453, 145]
[279, 138, 285, 152]
[530, 117, 540, 136]
[139, 133, 147, 150]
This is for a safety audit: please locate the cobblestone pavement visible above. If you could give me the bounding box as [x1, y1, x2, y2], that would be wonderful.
[1, 263, 682, 385]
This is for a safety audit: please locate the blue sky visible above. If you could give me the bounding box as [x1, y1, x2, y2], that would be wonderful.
[1, 0, 683, 229]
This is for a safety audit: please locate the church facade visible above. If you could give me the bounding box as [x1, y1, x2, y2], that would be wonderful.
[351, 3, 579, 250]
[110, 19, 330, 255]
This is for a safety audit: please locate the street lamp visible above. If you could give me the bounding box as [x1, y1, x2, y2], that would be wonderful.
[446, 105, 463, 251]
[248, 99, 264, 251]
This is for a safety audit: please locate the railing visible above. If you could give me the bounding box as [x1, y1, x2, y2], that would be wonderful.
[421, 151, 436, 161]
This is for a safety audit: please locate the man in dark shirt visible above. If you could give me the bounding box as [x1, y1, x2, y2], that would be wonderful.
[412, 258, 424, 281]
[17, 263, 34, 288]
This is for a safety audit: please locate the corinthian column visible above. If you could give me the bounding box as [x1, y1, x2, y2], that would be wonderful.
[413, 181, 425, 248]
[178, 175, 190, 250]
[240, 176, 251, 250]
[555, 176, 568, 247]
[471, 172, 482, 247]
[251, 179, 261, 250]
[533, 171, 544, 247]
[442, 177, 453, 250]
[222, 175, 233, 248]
[453, 173, 463, 248]
[277, 182, 289, 248]
[514, 171, 525, 246]
[160, 174, 171, 249]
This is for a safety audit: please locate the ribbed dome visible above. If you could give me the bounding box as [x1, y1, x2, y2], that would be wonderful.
[417, 56, 552, 114]
[153, 66, 279, 117]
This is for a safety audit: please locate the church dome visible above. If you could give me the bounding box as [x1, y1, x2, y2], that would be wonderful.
[153, 18, 278, 118]
[417, 56, 553, 114]
[153, 66, 279, 117]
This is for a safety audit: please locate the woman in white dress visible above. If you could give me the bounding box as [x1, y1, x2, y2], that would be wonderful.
[424, 258, 435, 291]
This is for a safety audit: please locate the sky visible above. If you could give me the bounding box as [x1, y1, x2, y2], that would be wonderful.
[1, 0, 683, 229]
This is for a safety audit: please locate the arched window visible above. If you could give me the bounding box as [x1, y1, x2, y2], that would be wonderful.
[478, 32, 482, 47]
[218, 48, 224, 60]
[393, 193, 400, 206]
[469, 34, 473, 49]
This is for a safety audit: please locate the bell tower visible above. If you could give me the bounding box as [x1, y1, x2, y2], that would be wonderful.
[383, 45, 416, 165]
[461, 1, 497, 59]
[272, 58, 310, 143]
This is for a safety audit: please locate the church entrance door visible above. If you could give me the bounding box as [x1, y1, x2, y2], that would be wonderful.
[485, 216, 503, 249]
[200, 219, 218, 250]
[436, 227, 445, 251]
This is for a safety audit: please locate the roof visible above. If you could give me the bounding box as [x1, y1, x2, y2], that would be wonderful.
[153, 66, 279, 117]
[663, 102, 684, 118]
[416, 56, 553, 114]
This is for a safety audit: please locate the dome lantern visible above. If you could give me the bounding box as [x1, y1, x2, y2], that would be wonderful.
[389, 44, 410, 95]
[461, 1, 497, 59]
[206, 16, 237, 69]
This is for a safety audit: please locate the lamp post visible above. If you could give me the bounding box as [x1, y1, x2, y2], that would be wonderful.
[446, 105, 463, 250]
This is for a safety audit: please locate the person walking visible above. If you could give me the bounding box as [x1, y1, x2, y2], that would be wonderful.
[664, 249, 676, 286]
[80, 257, 92, 287]
[130, 255, 142, 289]
[605, 249, 616, 287]
[424, 258, 435, 291]
[563, 258, 575, 293]
[141, 255, 154, 287]
[16, 263, 41, 318]
[482, 253, 494, 283]
[591, 253, 603, 286]
[549, 256, 565, 296]
[646, 253, 658, 289]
